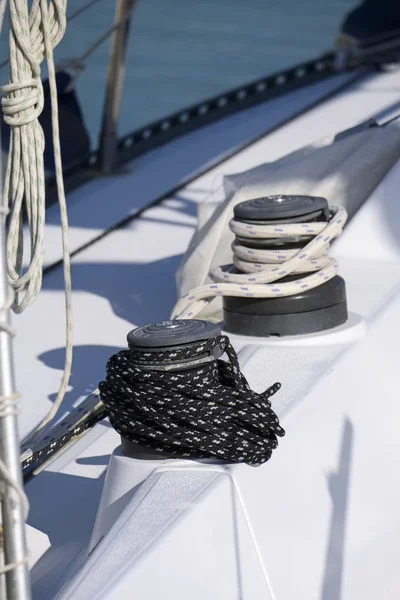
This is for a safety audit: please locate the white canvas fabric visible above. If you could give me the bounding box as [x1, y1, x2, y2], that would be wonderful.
[176, 122, 400, 321]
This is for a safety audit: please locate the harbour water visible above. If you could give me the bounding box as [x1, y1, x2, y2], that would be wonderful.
[0, 0, 351, 143]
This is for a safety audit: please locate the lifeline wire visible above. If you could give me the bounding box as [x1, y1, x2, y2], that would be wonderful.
[99, 335, 285, 464]
[1, 0, 72, 443]
[47, 1, 136, 81]
[172, 205, 347, 319]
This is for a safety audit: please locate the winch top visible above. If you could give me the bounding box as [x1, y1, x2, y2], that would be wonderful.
[233, 195, 329, 222]
[127, 319, 221, 349]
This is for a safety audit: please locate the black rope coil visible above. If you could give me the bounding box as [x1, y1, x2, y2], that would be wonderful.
[99, 335, 285, 465]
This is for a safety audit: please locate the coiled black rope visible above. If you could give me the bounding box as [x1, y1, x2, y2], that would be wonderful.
[99, 335, 285, 465]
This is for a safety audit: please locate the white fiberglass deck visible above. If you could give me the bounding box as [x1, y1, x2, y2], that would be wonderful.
[16, 65, 400, 599]
[19, 65, 400, 429]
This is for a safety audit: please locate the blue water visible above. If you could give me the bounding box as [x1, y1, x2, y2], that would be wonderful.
[0, 0, 352, 144]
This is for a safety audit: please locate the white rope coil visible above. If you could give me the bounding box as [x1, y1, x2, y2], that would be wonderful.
[1, 0, 72, 443]
[172, 206, 348, 319]
[0, 0, 107, 72]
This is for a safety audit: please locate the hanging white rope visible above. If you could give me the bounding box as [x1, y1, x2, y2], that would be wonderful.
[0, 0, 134, 75]
[1, 0, 72, 443]
[172, 206, 348, 319]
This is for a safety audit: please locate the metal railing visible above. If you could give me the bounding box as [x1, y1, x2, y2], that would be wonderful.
[0, 2, 138, 598]
[0, 216, 31, 599]
[0, 1, 31, 597]
[98, 0, 137, 173]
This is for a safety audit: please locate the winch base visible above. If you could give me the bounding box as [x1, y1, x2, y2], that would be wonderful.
[223, 275, 348, 336]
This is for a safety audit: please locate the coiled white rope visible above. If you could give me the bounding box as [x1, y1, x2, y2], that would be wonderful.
[0, 0, 113, 73]
[1, 0, 72, 444]
[172, 206, 348, 319]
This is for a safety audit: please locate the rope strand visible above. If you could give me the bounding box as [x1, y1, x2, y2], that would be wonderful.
[1, 0, 72, 443]
[0, 0, 107, 72]
[0, 0, 134, 75]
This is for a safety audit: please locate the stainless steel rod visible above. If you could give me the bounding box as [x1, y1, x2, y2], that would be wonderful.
[0, 5, 31, 595]
[0, 228, 31, 600]
[98, 0, 136, 173]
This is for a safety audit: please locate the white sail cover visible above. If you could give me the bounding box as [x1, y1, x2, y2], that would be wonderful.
[176, 121, 400, 320]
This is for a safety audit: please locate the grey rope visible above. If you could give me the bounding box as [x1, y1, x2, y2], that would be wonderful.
[0, 0, 106, 72]
[1, 0, 72, 443]
[0, 0, 133, 74]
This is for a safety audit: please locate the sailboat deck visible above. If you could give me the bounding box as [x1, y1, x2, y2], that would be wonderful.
[16, 65, 400, 599]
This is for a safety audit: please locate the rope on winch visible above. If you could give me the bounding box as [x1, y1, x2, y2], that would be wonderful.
[1, 0, 72, 444]
[99, 335, 285, 464]
[23, 333, 285, 474]
[172, 205, 347, 319]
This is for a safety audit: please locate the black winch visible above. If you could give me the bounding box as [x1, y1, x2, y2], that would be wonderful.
[127, 319, 224, 371]
[122, 319, 224, 459]
[223, 195, 348, 337]
[98, 319, 285, 463]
